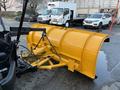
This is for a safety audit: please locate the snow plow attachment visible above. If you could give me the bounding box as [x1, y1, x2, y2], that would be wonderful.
[26, 24, 109, 79]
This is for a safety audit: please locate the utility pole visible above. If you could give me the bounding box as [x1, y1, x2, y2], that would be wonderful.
[109, 0, 120, 31]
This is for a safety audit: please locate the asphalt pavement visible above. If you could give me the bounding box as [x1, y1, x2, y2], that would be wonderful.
[0, 18, 30, 31]
[1, 18, 120, 90]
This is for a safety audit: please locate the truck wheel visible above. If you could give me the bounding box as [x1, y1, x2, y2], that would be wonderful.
[65, 21, 70, 27]
[98, 22, 102, 29]
[108, 21, 112, 27]
[47, 20, 50, 24]
[84, 26, 87, 29]
[97, 22, 102, 32]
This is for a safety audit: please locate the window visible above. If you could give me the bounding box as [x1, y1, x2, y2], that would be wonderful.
[89, 14, 102, 18]
[105, 14, 111, 18]
[63, 8, 69, 15]
[51, 8, 63, 15]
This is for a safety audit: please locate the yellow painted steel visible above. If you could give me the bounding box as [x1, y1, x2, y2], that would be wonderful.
[26, 23, 108, 79]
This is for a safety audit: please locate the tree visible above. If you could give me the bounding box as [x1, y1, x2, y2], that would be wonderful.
[0, 0, 7, 11]
[27, 0, 43, 15]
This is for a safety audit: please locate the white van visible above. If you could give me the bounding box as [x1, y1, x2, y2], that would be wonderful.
[37, 9, 51, 23]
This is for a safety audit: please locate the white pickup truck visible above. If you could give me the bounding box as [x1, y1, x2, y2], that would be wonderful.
[83, 13, 112, 29]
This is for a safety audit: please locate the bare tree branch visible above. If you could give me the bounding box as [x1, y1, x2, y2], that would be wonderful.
[0, 0, 7, 11]
[27, 0, 44, 15]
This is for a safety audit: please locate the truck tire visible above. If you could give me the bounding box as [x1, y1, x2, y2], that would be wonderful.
[98, 22, 102, 29]
[97, 22, 102, 32]
[65, 21, 70, 27]
[108, 21, 112, 27]
[84, 26, 87, 29]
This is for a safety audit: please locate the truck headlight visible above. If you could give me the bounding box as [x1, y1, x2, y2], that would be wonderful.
[57, 17, 63, 22]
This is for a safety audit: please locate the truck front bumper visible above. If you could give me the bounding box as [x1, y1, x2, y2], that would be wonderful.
[50, 21, 63, 25]
[83, 22, 99, 27]
[38, 20, 50, 23]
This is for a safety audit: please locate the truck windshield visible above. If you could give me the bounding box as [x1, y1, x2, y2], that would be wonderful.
[42, 10, 51, 15]
[51, 8, 63, 15]
[89, 14, 102, 18]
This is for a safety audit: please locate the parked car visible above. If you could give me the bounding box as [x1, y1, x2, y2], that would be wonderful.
[15, 14, 38, 22]
[83, 13, 112, 29]
[29, 14, 38, 22]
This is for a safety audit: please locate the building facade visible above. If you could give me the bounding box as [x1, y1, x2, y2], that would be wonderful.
[3, 0, 120, 17]
[51, 0, 120, 17]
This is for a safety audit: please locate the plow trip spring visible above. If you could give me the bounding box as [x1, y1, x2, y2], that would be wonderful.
[22, 24, 108, 79]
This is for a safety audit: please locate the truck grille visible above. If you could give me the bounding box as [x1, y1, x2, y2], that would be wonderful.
[38, 17, 42, 21]
[53, 19, 58, 22]
[85, 20, 92, 24]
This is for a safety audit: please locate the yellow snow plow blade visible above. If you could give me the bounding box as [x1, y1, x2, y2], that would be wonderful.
[26, 24, 108, 79]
